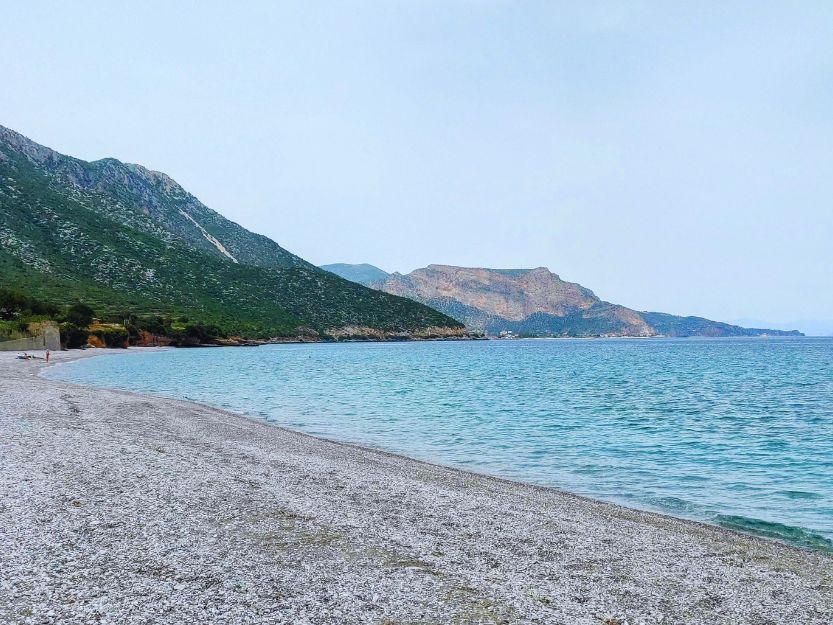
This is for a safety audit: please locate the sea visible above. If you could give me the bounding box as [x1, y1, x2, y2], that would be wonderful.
[43, 337, 833, 550]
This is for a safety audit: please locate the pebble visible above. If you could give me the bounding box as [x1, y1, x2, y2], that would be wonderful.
[0, 349, 831, 624]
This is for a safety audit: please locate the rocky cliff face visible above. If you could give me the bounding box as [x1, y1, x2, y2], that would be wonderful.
[361, 264, 801, 338]
[378, 265, 654, 337]
[381, 266, 600, 320]
[0, 125, 308, 269]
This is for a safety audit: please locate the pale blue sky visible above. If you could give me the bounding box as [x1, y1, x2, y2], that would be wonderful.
[2, 2, 831, 328]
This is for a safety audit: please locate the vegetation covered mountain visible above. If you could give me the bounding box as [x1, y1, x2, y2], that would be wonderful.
[321, 263, 390, 286]
[0, 125, 464, 340]
[333, 264, 802, 338]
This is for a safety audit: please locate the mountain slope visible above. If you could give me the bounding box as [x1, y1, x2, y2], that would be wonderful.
[0, 125, 464, 339]
[379, 265, 655, 336]
[333, 264, 802, 337]
[321, 263, 390, 286]
[638, 312, 800, 338]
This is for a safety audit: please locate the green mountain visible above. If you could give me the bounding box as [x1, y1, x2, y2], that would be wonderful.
[0, 125, 465, 340]
[320, 263, 390, 286]
[334, 264, 803, 338]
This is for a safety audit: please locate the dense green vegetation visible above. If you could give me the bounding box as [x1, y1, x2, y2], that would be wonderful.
[0, 287, 221, 347]
[0, 125, 463, 340]
[0, 287, 57, 341]
[493, 310, 636, 337]
[0, 287, 59, 320]
[640, 312, 802, 338]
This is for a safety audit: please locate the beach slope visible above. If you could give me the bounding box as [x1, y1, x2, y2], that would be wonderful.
[1, 350, 830, 624]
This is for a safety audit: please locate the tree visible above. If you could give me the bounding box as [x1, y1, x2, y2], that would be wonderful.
[66, 303, 95, 327]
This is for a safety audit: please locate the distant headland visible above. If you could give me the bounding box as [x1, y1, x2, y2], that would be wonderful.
[321, 263, 803, 338]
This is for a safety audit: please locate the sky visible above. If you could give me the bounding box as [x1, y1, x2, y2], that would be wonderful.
[2, 1, 832, 329]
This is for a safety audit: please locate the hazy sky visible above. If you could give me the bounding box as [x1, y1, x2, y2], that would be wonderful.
[3, 2, 832, 325]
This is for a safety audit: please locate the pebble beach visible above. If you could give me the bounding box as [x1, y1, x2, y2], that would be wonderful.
[1, 348, 831, 624]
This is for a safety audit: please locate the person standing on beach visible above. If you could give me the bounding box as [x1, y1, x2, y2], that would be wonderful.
[45, 349, 50, 363]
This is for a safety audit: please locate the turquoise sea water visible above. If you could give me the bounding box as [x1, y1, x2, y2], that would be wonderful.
[44, 338, 833, 549]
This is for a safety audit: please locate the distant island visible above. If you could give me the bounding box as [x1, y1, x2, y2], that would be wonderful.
[0, 124, 467, 346]
[321, 263, 804, 338]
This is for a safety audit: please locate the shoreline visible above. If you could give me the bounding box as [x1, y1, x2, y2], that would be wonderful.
[39, 346, 832, 553]
[2, 348, 832, 623]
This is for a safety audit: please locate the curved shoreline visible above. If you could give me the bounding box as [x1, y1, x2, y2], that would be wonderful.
[40, 346, 833, 553]
[3, 348, 832, 624]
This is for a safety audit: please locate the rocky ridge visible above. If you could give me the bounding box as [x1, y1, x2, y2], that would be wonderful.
[0, 124, 464, 340]
[324, 263, 802, 338]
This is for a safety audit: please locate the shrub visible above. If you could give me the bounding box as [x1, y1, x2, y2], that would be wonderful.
[60, 323, 90, 349]
[89, 326, 129, 348]
[188, 323, 223, 342]
[137, 316, 166, 336]
[162, 322, 223, 346]
[66, 303, 95, 327]
[0, 288, 59, 319]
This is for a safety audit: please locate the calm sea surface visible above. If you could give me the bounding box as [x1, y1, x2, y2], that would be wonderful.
[44, 337, 833, 549]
